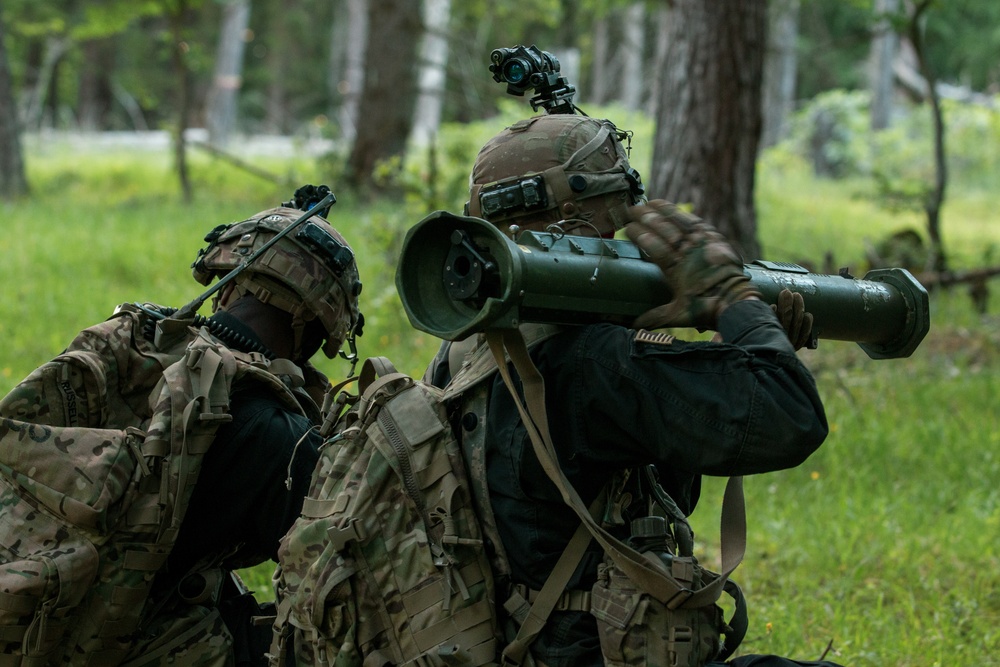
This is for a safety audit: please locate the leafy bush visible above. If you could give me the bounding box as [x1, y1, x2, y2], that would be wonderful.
[787, 89, 872, 178]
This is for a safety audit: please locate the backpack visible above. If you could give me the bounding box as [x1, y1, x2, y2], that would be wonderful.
[269, 356, 500, 667]
[0, 303, 306, 665]
[271, 328, 748, 667]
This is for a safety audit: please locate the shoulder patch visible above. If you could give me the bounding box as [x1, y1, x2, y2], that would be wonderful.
[634, 329, 675, 346]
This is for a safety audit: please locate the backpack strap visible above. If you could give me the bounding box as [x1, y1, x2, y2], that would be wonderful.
[484, 328, 747, 610]
[442, 323, 563, 402]
[500, 491, 604, 667]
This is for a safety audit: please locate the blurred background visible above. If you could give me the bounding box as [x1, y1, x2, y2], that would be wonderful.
[0, 1, 998, 664]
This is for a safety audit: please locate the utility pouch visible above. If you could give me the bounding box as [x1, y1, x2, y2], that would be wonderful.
[591, 560, 725, 667]
[121, 604, 234, 667]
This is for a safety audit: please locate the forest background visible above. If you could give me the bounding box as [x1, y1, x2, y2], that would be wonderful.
[0, 1, 999, 665]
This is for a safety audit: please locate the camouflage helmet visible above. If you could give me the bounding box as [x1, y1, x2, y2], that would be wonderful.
[467, 114, 645, 236]
[191, 207, 363, 360]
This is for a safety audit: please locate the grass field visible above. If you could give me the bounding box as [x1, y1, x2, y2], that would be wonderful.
[1, 128, 998, 666]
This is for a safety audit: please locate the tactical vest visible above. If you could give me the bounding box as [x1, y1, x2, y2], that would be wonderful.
[0, 303, 312, 665]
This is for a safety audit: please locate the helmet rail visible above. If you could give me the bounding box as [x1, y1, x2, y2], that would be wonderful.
[174, 191, 336, 321]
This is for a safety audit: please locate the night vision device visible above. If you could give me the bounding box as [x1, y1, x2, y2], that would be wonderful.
[490, 45, 577, 114]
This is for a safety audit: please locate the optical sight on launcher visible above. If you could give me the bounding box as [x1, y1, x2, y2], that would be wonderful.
[490, 45, 577, 114]
[396, 212, 930, 360]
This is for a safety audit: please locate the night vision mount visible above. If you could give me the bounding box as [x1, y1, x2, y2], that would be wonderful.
[490, 45, 577, 115]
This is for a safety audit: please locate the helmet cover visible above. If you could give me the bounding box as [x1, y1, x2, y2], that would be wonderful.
[468, 114, 645, 236]
[192, 207, 362, 359]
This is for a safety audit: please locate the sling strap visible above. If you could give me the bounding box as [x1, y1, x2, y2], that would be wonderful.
[484, 328, 747, 611]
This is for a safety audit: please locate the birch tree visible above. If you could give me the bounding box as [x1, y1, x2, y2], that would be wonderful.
[761, 0, 799, 149]
[869, 0, 899, 131]
[206, 0, 250, 146]
[411, 0, 451, 147]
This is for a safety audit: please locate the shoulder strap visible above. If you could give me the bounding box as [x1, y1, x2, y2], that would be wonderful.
[443, 323, 563, 401]
[500, 493, 602, 666]
[484, 328, 747, 610]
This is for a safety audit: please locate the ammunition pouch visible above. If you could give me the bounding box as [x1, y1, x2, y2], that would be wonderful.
[591, 559, 746, 667]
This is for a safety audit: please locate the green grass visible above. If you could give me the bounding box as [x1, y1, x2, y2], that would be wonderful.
[3, 132, 1000, 666]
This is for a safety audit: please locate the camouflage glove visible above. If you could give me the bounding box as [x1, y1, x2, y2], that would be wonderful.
[625, 200, 761, 330]
[771, 288, 814, 351]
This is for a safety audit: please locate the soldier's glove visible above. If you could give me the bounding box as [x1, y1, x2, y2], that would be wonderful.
[625, 200, 761, 331]
[771, 288, 814, 351]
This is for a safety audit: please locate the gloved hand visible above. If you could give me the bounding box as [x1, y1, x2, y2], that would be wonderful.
[771, 288, 814, 350]
[624, 200, 761, 330]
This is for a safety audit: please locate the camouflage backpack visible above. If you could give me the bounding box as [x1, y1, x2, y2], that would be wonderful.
[269, 355, 501, 667]
[271, 324, 751, 667]
[0, 302, 307, 665]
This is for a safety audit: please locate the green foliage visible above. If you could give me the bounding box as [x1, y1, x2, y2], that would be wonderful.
[6, 105, 1000, 665]
[779, 89, 1000, 239]
[796, 0, 874, 98]
[923, 0, 1000, 91]
[785, 90, 872, 179]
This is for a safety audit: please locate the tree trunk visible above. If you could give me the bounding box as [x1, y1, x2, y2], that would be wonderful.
[761, 0, 799, 149]
[345, 0, 421, 192]
[264, 5, 290, 134]
[167, 0, 194, 203]
[78, 37, 117, 131]
[327, 1, 347, 132]
[869, 0, 899, 131]
[0, 14, 28, 198]
[907, 0, 948, 273]
[20, 36, 71, 131]
[620, 2, 645, 111]
[589, 16, 611, 104]
[337, 0, 368, 144]
[646, 4, 671, 116]
[206, 0, 250, 146]
[410, 0, 451, 146]
[649, 0, 766, 260]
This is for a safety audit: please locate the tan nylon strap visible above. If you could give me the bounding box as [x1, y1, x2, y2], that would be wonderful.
[356, 372, 410, 421]
[319, 373, 360, 438]
[0, 590, 38, 614]
[486, 328, 746, 610]
[267, 358, 305, 388]
[442, 324, 563, 402]
[359, 357, 398, 391]
[412, 598, 495, 652]
[501, 499, 599, 666]
[468, 183, 484, 217]
[564, 123, 613, 172]
[540, 124, 612, 217]
[300, 493, 349, 519]
[542, 164, 577, 217]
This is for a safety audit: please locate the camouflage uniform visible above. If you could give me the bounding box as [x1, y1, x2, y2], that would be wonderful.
[0, 201, 361, 667]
